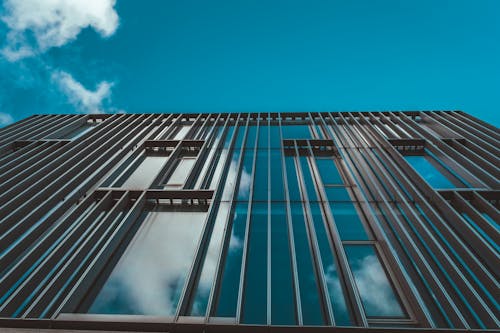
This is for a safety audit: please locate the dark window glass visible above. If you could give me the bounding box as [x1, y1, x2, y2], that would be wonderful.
[252, 150, 268, 201]
[258, 124, 269, 149]
[282, 125, 312, 139]
[315, 158, 343, 185]
[270, 203, 296, 324]
[242, 203, 267, 324]
[290, 203, 324, 325]
[270, 150, 285, 201]
[269, 125, 281, 148]
[324, 186, 351, 202]
[89, 209, 206, 315]
[299, 156, 319, 201]
[285, 156, 302, 201]
[344, 245, 405, 318]
[216, 203, 248, 317]
[245, 126, 257, 148]
[329, 202, 369, 241]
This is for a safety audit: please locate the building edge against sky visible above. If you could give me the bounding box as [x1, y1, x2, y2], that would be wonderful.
[0, 110, 498, 332]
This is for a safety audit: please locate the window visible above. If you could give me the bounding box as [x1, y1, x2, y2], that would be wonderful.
[89, 207, 207, 315]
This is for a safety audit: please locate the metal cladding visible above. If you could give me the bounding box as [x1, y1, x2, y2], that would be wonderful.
[0, 111, 498, 333]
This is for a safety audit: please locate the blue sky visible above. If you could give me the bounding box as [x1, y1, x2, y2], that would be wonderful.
[0, 0, 499, 127]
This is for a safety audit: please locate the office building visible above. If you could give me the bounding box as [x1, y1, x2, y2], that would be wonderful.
[0, 111, 498, 332]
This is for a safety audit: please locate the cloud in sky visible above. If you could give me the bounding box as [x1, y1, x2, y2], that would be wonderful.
[1, 0, 119, 61]
[52, 70, 113, 114]
[0, 112, 14, 126]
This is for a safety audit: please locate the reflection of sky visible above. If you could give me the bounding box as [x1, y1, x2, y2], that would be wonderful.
[404, 156, 456, 189]
[348, 251, 404, 317]
[89, 210, 206, 315]
[237, 167, 251, 200]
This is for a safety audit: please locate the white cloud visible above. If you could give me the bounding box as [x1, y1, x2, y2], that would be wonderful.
[1, 0, 119, 61]
[0, 112, 14, 126]
[52, 70, 113, 114]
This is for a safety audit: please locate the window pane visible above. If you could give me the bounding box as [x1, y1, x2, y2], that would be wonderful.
[282, 125, 312, 139]
[165, 158, 196, 187]
[271, 203, 296, 325]
[309, 203, 352, 325]
[189, 203, 231, 316]
[121, 156, 166, 188]
[216, 203, 247, 317]
[242, 203, 267, 324]
[324, 186, 351, 202]
[290, 203, 324, 325]
[173, 125, 190, 140]
[270, 150, 285, 201]
[285, 156, 302, 201]
[404, 155, 458, 189]
[329, 202, 369, 241]
[236, 151, 254, 201]
[344, 245, 405, 318]
[89, 209, 206, 315]
[252, 150, 268, 201]
[315, 158, 343, 185]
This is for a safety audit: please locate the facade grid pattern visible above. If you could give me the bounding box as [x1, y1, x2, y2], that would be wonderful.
[0, 111, 498, 332]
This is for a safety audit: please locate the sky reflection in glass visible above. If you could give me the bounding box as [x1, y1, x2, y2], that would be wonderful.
[344, 245, 405, 318]
[89, 210, 206, 315]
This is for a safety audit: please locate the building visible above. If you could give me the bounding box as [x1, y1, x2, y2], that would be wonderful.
[0, 111, 498, 332]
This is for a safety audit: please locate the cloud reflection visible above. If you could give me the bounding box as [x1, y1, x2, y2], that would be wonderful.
[351, 254, 404, 317]
[89, 210, 206, 316]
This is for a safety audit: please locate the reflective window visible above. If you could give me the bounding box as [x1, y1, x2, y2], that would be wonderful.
[282, 124, 312, 139]
[121, 156, 166, 189]
[189, 203, 231, 316]
[344, 245, 405, 318]
[216, 203, 247, 317]
[329, 202, 369, 241]
[242, 202, 267, 324]
[270, 203, 296, 324]
[173, 125, 191, 140]
[89, 208, 206, 315]
[324, 186, 351, 202]
[316, 158, 343, 185]
[165, 157, 196, 188]
[290, 203, 324, 325]
[404, 155, 462, 189]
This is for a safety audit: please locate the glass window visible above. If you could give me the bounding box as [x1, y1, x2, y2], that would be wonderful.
[242, 203, 267, 324]
[344, 245, 405, 318]
[329, 202, 369, 241]
[121, 156, 166, 189]
[236, 151, 254, 201]
[285, 156, 302, 202]
[290, 203, 324, 325]
[216, 203, 247, 317]
[270, 203, 296, 324]
[88, 208, 206, 315]
[270, 150, 285, 201]
[189, 203, 231, 316]
[309, 203, 352, 325]
[282, 124, 312, 139]
[165, 157, 196, 188]
[324, 186, 351, 202]
[315, 158, 343, 185]
[252, 150, 268, 201]
[173, 125, 191, 140]
[404, 155, 461, 189]
[47, 124, 94, 140]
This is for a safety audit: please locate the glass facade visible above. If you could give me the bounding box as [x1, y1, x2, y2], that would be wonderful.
[0, 111, 498, 332]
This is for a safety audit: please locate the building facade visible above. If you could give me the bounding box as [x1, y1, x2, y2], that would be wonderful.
[0, 111, 498, 332]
